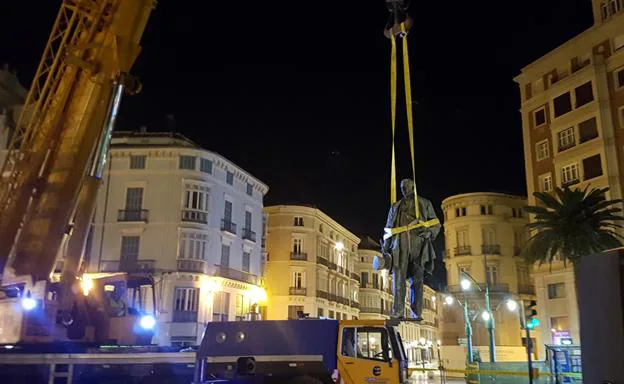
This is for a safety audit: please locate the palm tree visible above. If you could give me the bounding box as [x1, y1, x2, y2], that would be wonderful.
[523, 186, 624, 277]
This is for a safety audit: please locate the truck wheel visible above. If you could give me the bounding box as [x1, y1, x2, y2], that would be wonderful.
[290, 376, 324, 384]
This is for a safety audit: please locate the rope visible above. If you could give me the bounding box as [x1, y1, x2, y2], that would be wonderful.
[390, 33, 397, 205]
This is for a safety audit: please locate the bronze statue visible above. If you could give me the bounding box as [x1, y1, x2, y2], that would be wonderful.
[374, 178, 440, 320]
[384, 0, 413, 39]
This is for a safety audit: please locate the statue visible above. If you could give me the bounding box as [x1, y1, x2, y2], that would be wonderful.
[374, 178, 441, 320]
[384, 0, 413, 39]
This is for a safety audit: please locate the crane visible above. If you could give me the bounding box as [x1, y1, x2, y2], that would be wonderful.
[0, 0, 155, 344]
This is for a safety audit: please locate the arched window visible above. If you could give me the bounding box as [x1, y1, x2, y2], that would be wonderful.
[602, 2, 609, 20]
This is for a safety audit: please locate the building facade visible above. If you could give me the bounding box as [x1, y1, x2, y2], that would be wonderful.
[87, 131, 268, 346]
[357, 237, 440, 367]
[514, 0, 624, 354]
[440, 193, 537, 357]
[263, 205, 361, 321]
[0, 63, 27, 153]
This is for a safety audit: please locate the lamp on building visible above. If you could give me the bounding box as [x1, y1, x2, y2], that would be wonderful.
[247, 286, 267, 305]
[443, 295, 454, 305]
[335, 241, 344, 251]
[506, 299, 518, 312]
[203, 278, 221, 295]
[460, 278, 471, 291]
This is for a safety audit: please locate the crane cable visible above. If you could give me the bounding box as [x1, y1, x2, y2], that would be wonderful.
[385, 22, 440, 241]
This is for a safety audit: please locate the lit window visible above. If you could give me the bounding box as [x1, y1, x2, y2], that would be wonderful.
[539, 173, 553, 192]
[561, 163, 580, 186]
[557, 127, 575, 151]
[536, 140, 549, 161]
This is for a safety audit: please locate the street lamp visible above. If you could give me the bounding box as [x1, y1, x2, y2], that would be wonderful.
[461, 271, 496, 363]
[460, 278, 471, 291]
[481, 310, 491, 322]
[444, 295, 454, 305]
[443, 292, 474, 364]
[506, 299, 518, 312]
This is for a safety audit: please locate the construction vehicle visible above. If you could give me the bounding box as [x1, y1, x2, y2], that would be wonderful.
[0, 0, 155, 345]
[194, 318, 410, 383]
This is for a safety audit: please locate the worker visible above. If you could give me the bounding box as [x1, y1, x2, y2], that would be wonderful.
[375, 178, 441, 321]
[384, 0, 413, 39]
[106, 283, 127, 317]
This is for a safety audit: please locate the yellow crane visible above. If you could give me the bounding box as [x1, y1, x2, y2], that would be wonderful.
[0, 0, 155, 344]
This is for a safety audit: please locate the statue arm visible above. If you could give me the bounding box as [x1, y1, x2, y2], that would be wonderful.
[382, 205, 395, 252]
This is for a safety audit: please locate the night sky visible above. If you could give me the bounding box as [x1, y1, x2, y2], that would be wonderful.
[1, 1, 594, 286]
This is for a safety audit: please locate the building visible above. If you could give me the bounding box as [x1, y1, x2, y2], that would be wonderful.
[0, 63, 27, 152]
[357, 237, 440, 367]
[87, 131, 269, 346]
[440, 193, 537, 359]
[514, 0, 624, 355]
[263, 205, 361, 320]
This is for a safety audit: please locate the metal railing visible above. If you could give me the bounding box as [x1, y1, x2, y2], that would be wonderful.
[328, 261, 337, 271]
[289, 287, 307, 296]
[117, 209, 149, 222]
[351, 301, 360, 310]
[172, 311, 198, 323]
[482, 244, 501, 255]
[316, 290, 329, 300]
[100, 259, 155, 273]
[328, 293, 338, 302]
[518, 284, 536, 295]
[242, 228, 256, 242]
[317, 257, 329, 267]
[454, 246, 471, 256]
[221, 219, 237, 234]
[562, 178, 580, 188]
[177, 259, 209, 274]
[360, 306, 379, 314]
[338, 266, 344, 274]
[290, 252, 308, 261]
[182, 209, 208, 224]
[213, 265, 257, 285]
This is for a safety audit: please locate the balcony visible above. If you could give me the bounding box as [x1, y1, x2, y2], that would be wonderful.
[316, 290, 329, 300]
[242, 228, 256, 242]
[351, 272, 361, 283]
[328, 261, 338, 271]
[221, 219, 237, 234]
[351, 301, 360, 310]
[518, 284, 536, 295]
[289, 287, 307, 296]
[562, 178, 580, 188]
[317, 257, 329, 267]
[172, 311, 198, 323]
[482, 244, 501, 255]
[117, 209, 149, 222]
[337, 297, 349, 305]
[290, 252, 308, 261]
[338, 266, 344, 274]
[182, 209, 208, 224]
[454, 246, 471, 256]
[177, 259, 209, 274]
[214, 265, 257, 285]
[328, 293, 338, 302]
[100, 259, 155, 273]
[360, 306, 379, 314]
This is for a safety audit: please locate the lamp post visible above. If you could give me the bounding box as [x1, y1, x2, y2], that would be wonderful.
[461, 272, 496, 363]
[443, 294, 474, 364]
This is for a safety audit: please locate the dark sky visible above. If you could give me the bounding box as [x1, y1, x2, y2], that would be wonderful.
[1, 1, 594, 285]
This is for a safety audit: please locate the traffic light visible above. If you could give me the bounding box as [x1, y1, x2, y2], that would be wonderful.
[525, 300, 539, 329]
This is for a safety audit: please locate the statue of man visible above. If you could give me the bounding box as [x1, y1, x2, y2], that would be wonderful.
[374, 178, 441, 320]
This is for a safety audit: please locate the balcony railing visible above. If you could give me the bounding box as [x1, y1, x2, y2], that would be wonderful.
[172, 311, 198, 323]
[290, 252, 308, 261]
[117, 209, 149, 222]
[328, 293, 338, 302]
[562, 178, 580, 188]
[338, 266, 344, 274]
[221, 219, 237, 234]
[182, 209, 208, 224]
[100, 259, 155, 273]
[351, 301, 360, 310]
[351, 272, 361, 283]
[482, 244, 501, 255]
[177, 259, 209, 274]
[454, 246, 471, 256]
[518, 284, 536, 295]
[316, 290, 329, 300]
[317, 257, 329, 267]
[328, 261, 338, 271]
[213, 265, 257, 285]
[360, 306, 379, 314]
[242, 228, 257, 242]
[337, 297, 348, 305]
[289, 287, 307, 296]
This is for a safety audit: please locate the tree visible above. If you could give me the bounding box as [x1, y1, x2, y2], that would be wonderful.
[523, 186, 624, 273]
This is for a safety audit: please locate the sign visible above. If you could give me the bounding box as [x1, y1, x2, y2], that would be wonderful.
[554, 331, 572, 346]
[458, 338, 467, 346]
[372, 366, 381, 376]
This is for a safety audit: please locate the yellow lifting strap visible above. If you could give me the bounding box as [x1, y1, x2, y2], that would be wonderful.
[386, 23, 440, 241]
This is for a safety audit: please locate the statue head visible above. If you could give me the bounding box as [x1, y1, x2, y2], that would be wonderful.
[400, 178, 415, 197]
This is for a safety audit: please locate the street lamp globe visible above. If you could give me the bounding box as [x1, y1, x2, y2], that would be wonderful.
[444, 295, 454, 305]
[481, 311, 491, 322]
[506, 299, 518, 312]
[460, 278, 471, 291]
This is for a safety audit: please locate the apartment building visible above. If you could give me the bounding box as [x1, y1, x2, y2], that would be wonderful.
[87, 131, 268, 346]
[440, 193, 538, 357]
[0, 63, 27, 153]
[514, 0, 624, 354]
[263, 205, 360, 320]
[358, 237, 440, 366]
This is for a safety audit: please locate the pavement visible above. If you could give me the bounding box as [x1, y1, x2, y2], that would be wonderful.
[408, 371, 466, 384]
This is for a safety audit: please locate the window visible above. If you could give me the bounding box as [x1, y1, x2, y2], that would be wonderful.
[224, 200, 233, 222]
[540, 173, 553, 192]
[361, 272, 369, 287]
[517, 264, 530, 285]
[356, 327, 390, 361]
[480, 205, 493, 215]
[455, 207, 466, 217]
[486, 265, 499, 285]
[242, 251, 250, 272]
[615, 34, 624, 51]
[548, 283, 567, 299]
[125, 187, 144, 210]
[235, 294, 251, 321]
[178, 232, 208, 260]
[553, 92, 572, 117]
[246, 183, 253, 196]
[318, 308, 324, 317]
[288, 305, 304, 320]
[482, 227, 496, 245]
[536, 140, 550, 161]
[602, 2, 609, 20]
[328, 310, 335, 319]
[292, 238, 303, 254]
[244, 210, 252, 230]
[533, 107, 546, 127]
[578, 117, 598, 143]
[173, 287, 199, 322]
[183, 184, 209, 212]
[213, 291, 230, 322]
[293, 271, 304, 288]
[583, 154, 603, 180]
[609, 0, 620, 15]
[226, 171, 234, 185]
[561, 163, 580, 186]
[200, 158, 213, 173]
[179, 155, 196, 170]
[220, 244, 230, 267]
[512, 208, 523, 218]
[558, 127, 575, 151]
[616, 67, 624, 90]
[574, 81, 594, 108]
[130, 155, 146, 169]
[551, 316, 571, 331]
[294, 216, 304, 226]
[373, 273, 379, 289]
[120, 235, 140, 265]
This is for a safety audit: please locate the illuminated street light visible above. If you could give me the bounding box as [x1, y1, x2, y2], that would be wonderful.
[506, 299, 518, 312]
[81, 275, 94, 296]
[431, 295, 436, 302]
[460, 278, 471, 291]
[21, 296, 36, 311]
[444, 295, 454, 305]
[481, 311, 491, 322]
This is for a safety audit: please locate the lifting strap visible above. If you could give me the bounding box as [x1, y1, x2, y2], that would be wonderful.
[385, 23, 440, 241]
